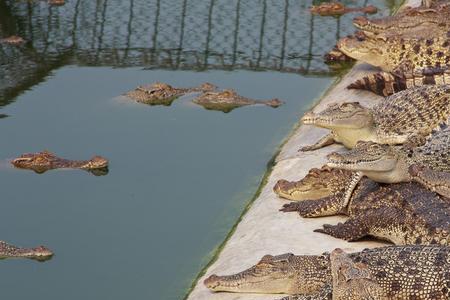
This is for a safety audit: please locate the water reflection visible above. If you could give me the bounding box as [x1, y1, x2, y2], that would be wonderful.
[0, 0, 390, 109]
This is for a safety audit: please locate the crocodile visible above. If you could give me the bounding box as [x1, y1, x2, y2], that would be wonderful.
[205, 245, 450, 299]
[331, 248, 387, 300]
[338, 33, 450, 95]
[299, 84, 450, 151]
[125, 82, 216, 106]
[48, 0, 65, 5]
[309, 2, 377, 16]
[0, 240, 53, 261]
[192, 89, 283, 113]
[0, 35, 25, 45]
[326, 127, 450, 184]
[409, 164, 450, 198]
[352, 3, 450, 38]
[337, 34, 450, 73]
[11, 150, 109, 175]
[279, 166, 450, 245]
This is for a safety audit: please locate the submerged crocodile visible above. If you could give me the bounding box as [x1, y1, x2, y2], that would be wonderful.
[279, 166, 450, 245]
[11, 150, 109, 176]
[326, 127, 450, 185]
[309, 2, 377, 16]
[0, 35, 25, 45]
[409, 164, 450, 198]
[125, 82, 216, 106]
[192, 89, 283, 113]
[299, 85, 450, 151]
[205, 245, 450, 299]
[331, 248, 387, 300]
[0, 240, 53, 261]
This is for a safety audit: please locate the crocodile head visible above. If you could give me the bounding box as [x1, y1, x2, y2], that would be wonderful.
[273, 166, 353, 201]
[337, 36, 388, 69]
[11, 151, 55, 173]
[79, 156, 109, 170]
[326, 141, 398, 173]
[0, 241, 53, 261]
[204, 253, 331, 294]
[302, 102, 373, 130]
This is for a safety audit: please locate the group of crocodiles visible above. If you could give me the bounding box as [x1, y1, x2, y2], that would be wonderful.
[0, 151, 110, 261]
[203, 1, 450, 299]
[124, 82, 284, 113]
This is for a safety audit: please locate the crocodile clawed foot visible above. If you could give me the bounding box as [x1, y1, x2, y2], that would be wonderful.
[298, 145, 316, 152]
[314, 223, 355, 241]
[280, 202, 301, 212]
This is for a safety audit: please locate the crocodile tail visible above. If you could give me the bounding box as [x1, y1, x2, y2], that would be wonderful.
[347, 72, 407, 97]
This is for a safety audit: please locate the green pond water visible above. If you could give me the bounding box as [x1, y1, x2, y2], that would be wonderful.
[0, 0, 391, 299]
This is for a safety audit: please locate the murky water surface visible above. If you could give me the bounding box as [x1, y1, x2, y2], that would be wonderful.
[0, 0, 390, 299]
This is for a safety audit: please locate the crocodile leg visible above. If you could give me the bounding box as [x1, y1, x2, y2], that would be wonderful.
[299, 133, 336, 152]
[280, 196, 344, 218]
[315, 207, 406, 243]
[276, 284, 332, 300]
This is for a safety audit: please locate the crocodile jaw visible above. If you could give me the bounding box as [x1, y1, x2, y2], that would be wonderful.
[337, 37, 388, 70]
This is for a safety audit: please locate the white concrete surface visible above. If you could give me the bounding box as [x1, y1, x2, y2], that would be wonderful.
[187, 1, 421, 298]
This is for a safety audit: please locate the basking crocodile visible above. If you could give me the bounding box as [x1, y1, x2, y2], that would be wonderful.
[279, 166, 450, 245]
[299, 85, 450, 151]
[11, 150, 109, 175]
[205, 245, 450, 299]
[192, 89, 283, 113]
[331, 248, 387, 300]
[409, 164, 450, 198]
[352, 3, 450, 39]
[0, 240, 53, 261]
[125, 82, 216, 106]
[0, 35, 25, 45]
[338, 33, 450, 95]
[309, 2, 377, 16]
[337, 34, 450, 73]
[327, 127, 450, 184]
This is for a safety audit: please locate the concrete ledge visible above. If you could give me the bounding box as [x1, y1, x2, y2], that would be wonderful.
[187, 1, 420, 298]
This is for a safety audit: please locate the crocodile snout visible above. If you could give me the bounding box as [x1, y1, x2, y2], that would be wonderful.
[273, 179, 292, 194]
[204, 274, 220, 290]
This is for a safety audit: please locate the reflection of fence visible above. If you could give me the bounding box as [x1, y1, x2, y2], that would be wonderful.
[0, 0, 389, 105]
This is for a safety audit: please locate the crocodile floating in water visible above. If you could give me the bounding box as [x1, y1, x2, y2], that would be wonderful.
[279, 166, 450, 245]
[11, 150, 109, 176]
[205, 245, 450, 299]
[125, 82, 216, 106]
[192, 89, 283, 113]
[0, 35, 25, 46]
[0, 240, 53, 261]
[309, 2, 377, 16]
[299, 85, 450, 151]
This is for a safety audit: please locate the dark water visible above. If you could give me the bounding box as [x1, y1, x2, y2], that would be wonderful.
[0, 0, 390, 299]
